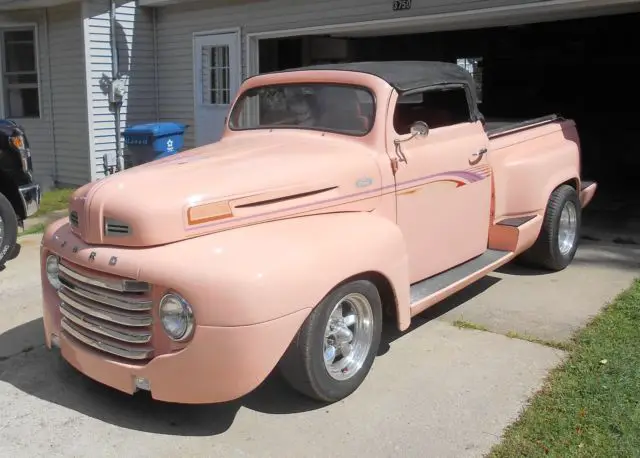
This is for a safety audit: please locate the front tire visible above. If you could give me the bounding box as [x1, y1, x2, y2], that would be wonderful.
[519, 184, 581, 271]
[279, 279, 383, 403]
[0, 193, 19, 267]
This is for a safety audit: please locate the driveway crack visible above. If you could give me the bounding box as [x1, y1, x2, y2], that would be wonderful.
[0, 344, 44, 363]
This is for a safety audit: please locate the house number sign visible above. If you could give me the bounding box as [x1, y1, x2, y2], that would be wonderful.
[392, 0, 412, 11]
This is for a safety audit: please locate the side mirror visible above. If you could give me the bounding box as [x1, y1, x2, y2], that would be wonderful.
[409, 121, 429, 137]
[395, 121, 429, 146]
[393, 121, 430, 165]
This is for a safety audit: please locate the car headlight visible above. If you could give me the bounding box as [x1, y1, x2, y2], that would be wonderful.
[46, 255, 61, 290]
[159, 293, 194, 341]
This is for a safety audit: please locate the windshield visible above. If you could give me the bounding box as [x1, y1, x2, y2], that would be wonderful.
[228, 83, 375, 136]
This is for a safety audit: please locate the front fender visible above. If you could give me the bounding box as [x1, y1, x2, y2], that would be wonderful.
[137, 212, 411, 329]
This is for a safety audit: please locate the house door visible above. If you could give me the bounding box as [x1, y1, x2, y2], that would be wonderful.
[194, 32, 240, 146]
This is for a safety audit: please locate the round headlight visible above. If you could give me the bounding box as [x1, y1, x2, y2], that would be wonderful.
[46, 255, 61, 290]
[159, 293, 194, 341]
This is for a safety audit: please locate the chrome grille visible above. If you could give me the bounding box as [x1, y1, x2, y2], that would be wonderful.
[69, 211, 79, 227]
[104, 218, 131, 236]
[57, 261, 154, 361]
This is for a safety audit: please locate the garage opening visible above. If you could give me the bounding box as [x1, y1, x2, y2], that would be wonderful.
[257, 11, 640, 243]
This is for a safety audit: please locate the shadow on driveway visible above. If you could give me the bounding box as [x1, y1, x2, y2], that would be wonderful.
[0, 318, 321, 436]
[2, 237, 637, 437]
[0, 276, 502, 437]
[495, 238, 640, 277]
[379, 274, 502, 354]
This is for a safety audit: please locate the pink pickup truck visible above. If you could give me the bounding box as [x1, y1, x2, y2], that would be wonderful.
[40, 61, 597, 404]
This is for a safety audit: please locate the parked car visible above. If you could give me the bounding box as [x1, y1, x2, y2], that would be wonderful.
[0, 120, 41, 267]
[39, 61, 596, 404]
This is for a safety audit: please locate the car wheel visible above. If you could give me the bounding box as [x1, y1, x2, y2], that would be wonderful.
[518, 184, 581, 271]
[0, 193, 19, 267]
[279, 279, 383, 403]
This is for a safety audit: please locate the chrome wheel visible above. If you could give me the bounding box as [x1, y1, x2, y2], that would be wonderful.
[0, 215, 4, 247]
[323, 292, 374, 381]
[558, 200, 578, 255]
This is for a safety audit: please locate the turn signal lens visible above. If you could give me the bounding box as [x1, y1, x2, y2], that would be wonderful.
[187, 200, 233, 225]
[9, 135, 25, 151]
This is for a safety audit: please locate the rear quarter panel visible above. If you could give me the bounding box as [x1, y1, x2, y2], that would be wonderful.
[489, 119, 581, 220]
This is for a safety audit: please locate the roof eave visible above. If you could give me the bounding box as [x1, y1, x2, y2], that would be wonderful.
[0, 0, 78, 11]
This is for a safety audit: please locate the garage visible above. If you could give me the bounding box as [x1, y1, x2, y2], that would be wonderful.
[148, 0, 640, 242]
[246, 7, 639, 242]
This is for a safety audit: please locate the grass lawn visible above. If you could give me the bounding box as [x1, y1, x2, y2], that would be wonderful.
[34, 187, 75, 217]
[19, 223, 46, 237]
[489, 279, 640, 457]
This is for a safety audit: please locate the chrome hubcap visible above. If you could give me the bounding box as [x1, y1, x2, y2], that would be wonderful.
[323, 292, 374, 381]
[558, 200, 578, 255]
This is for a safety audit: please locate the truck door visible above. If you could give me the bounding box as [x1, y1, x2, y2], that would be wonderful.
[387, 86, 492, 283]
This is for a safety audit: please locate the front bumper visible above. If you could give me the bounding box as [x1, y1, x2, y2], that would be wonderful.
[42, 285, 308, 404]
[18, 182, 41, 218]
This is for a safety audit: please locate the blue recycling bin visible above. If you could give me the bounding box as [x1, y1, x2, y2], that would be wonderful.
[123, 122, 187, 166]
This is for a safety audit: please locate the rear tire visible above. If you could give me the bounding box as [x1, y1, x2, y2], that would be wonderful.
[518, 184, 581, 271]
[278, 279, 383, 403]
[0, 193, 19, 267]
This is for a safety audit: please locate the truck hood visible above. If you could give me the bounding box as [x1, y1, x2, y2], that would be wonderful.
[68, 132, 383, 247]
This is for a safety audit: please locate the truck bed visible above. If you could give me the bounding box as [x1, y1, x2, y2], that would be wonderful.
[484, 114, 561, 139]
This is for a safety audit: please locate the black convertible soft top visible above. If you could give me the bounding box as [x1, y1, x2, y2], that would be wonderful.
[279, 61, 473, 91]
[267, 61, 481, 119]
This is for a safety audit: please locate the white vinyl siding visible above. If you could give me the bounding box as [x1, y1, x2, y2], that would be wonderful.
[47, 2, 92, 186]
[84, 0, 157, 179]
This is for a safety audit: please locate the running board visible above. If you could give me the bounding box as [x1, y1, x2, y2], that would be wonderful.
[409, 249, 514, 317]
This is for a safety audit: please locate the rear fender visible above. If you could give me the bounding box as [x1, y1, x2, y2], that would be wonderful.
[541, 172, 579, 211]
[493, 135, 580, 218]
[137, 211, 412, 330]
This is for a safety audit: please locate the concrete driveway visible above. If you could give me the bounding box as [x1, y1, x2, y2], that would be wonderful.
[1, 234, 638, 458]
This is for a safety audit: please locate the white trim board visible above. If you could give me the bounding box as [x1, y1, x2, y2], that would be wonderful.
[193, 26, 242, 37]
[245, 0, 640, 77]
[0, 0, 78, 12]
[81, 0, 97, 181]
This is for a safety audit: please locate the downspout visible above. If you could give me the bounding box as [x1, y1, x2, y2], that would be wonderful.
[152, 6, 160, 122]
[110, 0, 124, 172]
[44, 8, 58, 184]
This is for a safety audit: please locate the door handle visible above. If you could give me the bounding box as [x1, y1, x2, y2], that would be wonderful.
[472, 148, 488, 158]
